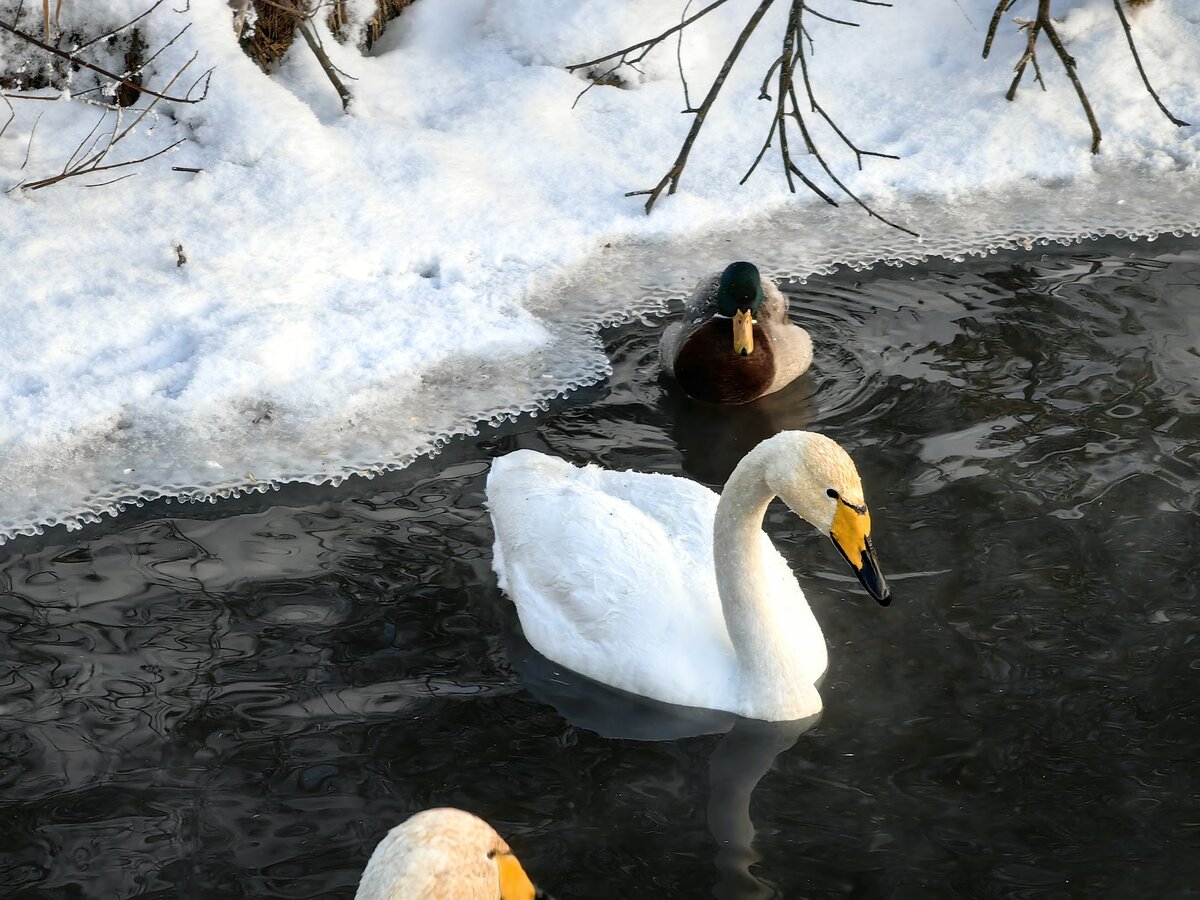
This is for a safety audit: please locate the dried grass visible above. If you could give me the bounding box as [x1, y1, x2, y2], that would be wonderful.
[327, 0, 414, 51]
[241, 0, 309, 71]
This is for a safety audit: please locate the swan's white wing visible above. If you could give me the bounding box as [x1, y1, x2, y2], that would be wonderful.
[487, 451, 739, 711]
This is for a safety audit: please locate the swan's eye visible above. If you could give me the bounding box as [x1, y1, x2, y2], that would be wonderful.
[826, 488, 839, 499]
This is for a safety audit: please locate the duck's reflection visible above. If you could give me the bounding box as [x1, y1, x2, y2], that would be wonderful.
[661, 373, 819, 486]
[506, 625, 816, 899]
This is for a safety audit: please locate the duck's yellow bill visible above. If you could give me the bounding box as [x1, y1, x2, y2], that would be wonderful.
[830, 503, 892, 606]
[732, 309, 754, 356]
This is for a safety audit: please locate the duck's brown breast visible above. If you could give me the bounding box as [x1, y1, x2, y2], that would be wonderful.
[673, 319, 776, 404]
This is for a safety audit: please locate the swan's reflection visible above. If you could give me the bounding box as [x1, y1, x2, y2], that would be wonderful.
[506, 625, 816, 899]
[660, 373, 819, 485]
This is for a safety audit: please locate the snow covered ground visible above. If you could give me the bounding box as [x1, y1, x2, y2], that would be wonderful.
[1, 0, 1198, 542]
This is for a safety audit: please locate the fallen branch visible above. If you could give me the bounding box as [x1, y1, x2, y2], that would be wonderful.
[241, 0, 355, 111]
[23, 137, 185, 190]
[297, 20, 353, 111]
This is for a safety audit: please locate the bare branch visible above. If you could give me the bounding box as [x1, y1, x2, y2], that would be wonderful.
[136, 23, 195, 80]
[24, 137, 185, 190]
[71, 0, 164, 55]
[0, 93, 13, 142]
[1, 4, 210, 191]
[21, 110, 43, 171]
[989, 0, 1100, 152]
[740, 0, 910, 234]
[676, 0, 697, 111]
[112, 51, 193, 145]
[1039, 4, 1100, 153]
[567, 0, 733, 72]
[1006, 16, 1043, 100]
[987, 0, 1188, 153]
[803, 7, 859, 27]
[626, 0, 775, 214]
[793, 4, 897, 170]
[788, 80, 916, 235]
[85, 172, 138, 187]
[740, 116, 780, 185]
[983, 0, 1018, 59]
[577, 0, 908, 232]
[297, 21, 354, 111]
[0, 18, 212, 104]
[758, 53, 784, 99]
[1111, 0, 1188, 127]
[64, 111, 110, 172]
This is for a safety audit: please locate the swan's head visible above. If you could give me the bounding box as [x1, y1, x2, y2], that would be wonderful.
[356, 808, 552, 900]
[716, 261, 765, 356]
[763, 432, 892, 606]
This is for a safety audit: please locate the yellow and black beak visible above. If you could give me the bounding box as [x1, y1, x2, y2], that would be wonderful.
[732, 309, 754, 356]
[829, 502, 892, 606]
[496, 850, 554, 900]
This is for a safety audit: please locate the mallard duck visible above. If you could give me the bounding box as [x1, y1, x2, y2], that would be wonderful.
[486, 431, 891, 723]
[660, 261, 813, 404]
[356, 808, 549, 900]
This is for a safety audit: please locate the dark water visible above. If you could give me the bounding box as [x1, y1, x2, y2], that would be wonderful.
[2, 239, 1199, 899]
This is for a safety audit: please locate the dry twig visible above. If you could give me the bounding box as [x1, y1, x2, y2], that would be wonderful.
[0, 18, 211, 104]
[567, 0, 910, 234]
[1, 2, 211, 190]
[1111, 0, 1187, 127]
[239, 0, 355, 111]
[297, 19, 353, 111]
[983, 0, 1187, 153]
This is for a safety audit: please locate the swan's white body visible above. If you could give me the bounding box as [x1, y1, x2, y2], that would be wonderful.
[486, 432, 865, 722]
[356, 808, 538, 900]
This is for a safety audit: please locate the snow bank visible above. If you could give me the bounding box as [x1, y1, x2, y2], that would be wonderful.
[1, 0, 1197, 541]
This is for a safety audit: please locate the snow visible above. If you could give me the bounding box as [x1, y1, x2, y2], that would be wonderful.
[1, 0, 1198, 542]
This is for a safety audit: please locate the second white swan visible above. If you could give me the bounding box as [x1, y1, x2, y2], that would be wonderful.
[486, 431, 891, 722]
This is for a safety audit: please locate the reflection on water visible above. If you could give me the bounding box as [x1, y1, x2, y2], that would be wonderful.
[510, 624, 817, 898]
[2, 239, 1199, 898]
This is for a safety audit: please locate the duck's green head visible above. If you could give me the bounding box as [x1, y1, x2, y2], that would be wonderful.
[716, 261, 764, 356]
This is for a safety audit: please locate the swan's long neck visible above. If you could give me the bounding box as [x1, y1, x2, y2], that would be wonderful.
[713, 445, 814, 706]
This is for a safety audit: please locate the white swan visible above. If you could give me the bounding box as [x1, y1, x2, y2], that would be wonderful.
[486, 431, 891, 722]
[356, 808, 547, 900]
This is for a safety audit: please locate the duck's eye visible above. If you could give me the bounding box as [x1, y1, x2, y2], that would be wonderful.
[826, 488, 839, 499]
[487, 849, 497, 859]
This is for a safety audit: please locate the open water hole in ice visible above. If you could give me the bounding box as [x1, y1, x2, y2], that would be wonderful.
[1, 238, 1198, 899]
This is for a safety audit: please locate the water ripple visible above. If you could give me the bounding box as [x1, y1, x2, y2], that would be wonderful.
[2, 238, 1199, 898]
